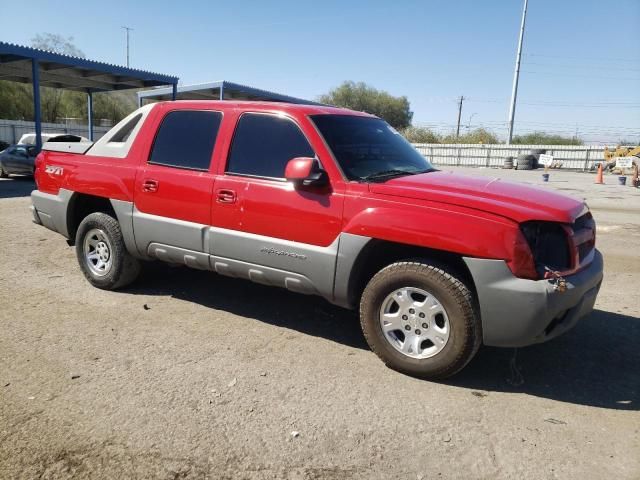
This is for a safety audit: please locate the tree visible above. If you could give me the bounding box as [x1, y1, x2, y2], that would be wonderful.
[401, 126, 440, 143]
[318, 81, 413, 130]
[0, 34, 134, 127]
[0, 81, 33, 120]
[28, 34, 88, 122]
[30, 34, 85, 57]
[441, 128, 499, 144]
[511, 131, 583, 145]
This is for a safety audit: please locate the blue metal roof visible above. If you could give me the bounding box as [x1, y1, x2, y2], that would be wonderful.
[138, 80, 322, 105]
[0, 41, 178, 92]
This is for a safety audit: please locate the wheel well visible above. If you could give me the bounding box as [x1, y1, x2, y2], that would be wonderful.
[66, 193, 116, 244]
[347, 240, 477, 308]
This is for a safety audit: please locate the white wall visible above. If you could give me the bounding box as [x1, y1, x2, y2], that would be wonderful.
[412, 143, 606, 170]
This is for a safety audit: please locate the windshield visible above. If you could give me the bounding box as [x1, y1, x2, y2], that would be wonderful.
[310, 115, 434, 181]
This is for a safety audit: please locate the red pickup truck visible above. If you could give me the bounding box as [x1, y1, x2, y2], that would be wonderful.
[31, 101, 603, 378]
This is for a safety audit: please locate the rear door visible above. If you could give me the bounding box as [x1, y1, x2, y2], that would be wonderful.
[1, 147, 18, 171]
[132, 109, 223, 263]
[5, 146, 31, 173]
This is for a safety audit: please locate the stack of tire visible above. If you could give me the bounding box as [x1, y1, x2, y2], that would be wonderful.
[503, 156, 514, 169]
[515, 149, 547, 170]
[515, 154, 535, 170]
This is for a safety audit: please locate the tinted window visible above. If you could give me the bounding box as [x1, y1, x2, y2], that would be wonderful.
[227, 113, 314, 178]
[311, 115, 433, 181]
[110, 114, 142, 143]
[149, 111, 221, 170]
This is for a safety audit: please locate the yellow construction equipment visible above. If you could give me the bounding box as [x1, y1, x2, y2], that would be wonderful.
[603, 145, 640, 174]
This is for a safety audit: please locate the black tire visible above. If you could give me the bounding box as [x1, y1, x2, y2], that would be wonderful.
[75, 212, 141, 290]
[0, 163, 8, 178]
[529, 150, 546, 169]
[516, 154, 534, 170]
[359, 261, 481, 379]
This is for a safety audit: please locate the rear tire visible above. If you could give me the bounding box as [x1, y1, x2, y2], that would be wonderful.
[75, 212, 141, 290]
[359, 261, 481, 379]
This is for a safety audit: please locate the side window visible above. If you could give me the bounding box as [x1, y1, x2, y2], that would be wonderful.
[149, 111, 222, 171]
[227, 113, 315, 178]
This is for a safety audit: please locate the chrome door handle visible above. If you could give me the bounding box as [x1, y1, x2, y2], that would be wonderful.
[142, 179, 159, 193]
[217, 189, 236, 204]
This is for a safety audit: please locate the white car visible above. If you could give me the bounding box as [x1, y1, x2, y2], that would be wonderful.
[18, 133, 90, 145]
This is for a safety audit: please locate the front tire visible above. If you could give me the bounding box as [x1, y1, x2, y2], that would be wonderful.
[0, 163, 8, 178]
[360, 261, 481, 379]
[75, 212, 141, 290]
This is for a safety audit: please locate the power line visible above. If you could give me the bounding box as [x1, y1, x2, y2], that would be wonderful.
[521, 70, 640, 81]
[523, 61, 640, 73]
[466, 98, 640, 108]
[524, 53, 640, 63]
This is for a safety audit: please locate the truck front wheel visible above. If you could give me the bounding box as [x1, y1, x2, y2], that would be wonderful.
[360, 261, 481, 379]
[75, 212, 141, 290]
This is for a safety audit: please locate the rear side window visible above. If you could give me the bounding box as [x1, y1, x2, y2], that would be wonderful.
[109, 114, 142, 143]
[149, 110, 222, 170]
[226, 113, 314, 178]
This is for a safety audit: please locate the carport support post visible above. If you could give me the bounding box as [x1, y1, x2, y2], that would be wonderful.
[172, 82, 178, 101]
[87, 91, 94, 141]
[31, 59, 42, 151]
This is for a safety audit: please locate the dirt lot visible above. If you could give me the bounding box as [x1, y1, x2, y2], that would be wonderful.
[1, 168, 639, 479]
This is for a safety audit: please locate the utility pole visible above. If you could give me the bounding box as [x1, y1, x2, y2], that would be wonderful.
[456, 96, 464, 139]
[121, 26, 133, 67]
[506, 0, 528, 145]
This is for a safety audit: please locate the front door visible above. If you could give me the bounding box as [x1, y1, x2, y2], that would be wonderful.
[211, 112, 344, 297]
[133, 109, 222, 262]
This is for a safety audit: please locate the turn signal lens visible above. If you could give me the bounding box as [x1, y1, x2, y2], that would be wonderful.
[507, 230, 538, 280]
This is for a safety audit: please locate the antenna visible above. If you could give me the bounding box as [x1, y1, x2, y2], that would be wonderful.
[121, 26, 133, 67]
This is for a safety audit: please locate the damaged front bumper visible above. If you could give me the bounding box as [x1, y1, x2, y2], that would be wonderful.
[464, 250, 603, 347]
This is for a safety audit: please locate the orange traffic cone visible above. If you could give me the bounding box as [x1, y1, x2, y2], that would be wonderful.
[595, 163, 604, 184]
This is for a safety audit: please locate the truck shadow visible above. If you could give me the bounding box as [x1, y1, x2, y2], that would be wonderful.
[449, 309, 640, 411]
[129, 263, 639, 411]
[0, 177, 35, 198]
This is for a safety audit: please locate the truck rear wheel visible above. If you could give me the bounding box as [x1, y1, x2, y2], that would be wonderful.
[75, 212, 141, 290]
[359, 261, 481, 379]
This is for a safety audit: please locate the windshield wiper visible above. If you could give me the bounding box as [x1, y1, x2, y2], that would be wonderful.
[361, 168, 435, 183]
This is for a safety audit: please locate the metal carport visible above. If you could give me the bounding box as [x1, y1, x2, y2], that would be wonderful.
[137, 80, 320, 107]
[0, 41, 178, 149]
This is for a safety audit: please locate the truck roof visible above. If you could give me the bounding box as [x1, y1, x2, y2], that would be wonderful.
[150, 100, 377, 118]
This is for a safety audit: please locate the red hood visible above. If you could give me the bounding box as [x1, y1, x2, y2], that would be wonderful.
[369, 171, 586, 223]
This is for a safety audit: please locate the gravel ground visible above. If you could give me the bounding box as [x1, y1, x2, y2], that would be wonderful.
[1, 169, 639, 479]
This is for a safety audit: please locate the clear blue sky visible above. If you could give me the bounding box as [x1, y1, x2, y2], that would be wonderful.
[3, 0, 639, 144]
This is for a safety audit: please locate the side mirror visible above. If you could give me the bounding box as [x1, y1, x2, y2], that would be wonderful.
[285, 157, 329, 188]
